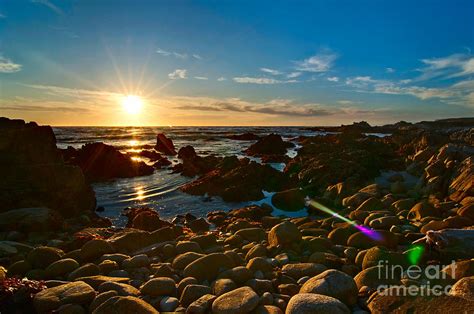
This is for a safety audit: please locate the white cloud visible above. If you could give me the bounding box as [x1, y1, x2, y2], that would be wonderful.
[0, 55, 22, 73]
[168, 69, 187, 80]
[294, 50, 338, 72]
[233, 76, 299, 84]
[156, 48, 171, 57]
[156, 48, 202, 60]
[345, 76, 379, 88]
[327, 76, 339, 82]
[217, 77, 227, 81]
[233, 77, 282, 84]
[417, 53, 474, 80]
[31, 0, 64, 15]
[260, 67, 282, 75]
[386, 67, 395, 73]
[374, 84, 456, 100]
[338, 100, 356, 105]
[287, 72, 302, 78]
[194, 76, 208, 80]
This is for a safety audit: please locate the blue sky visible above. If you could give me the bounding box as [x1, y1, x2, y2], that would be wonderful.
[0, 0, 473, 126]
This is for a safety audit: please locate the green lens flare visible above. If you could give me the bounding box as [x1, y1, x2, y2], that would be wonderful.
[407, 244, 425, 265]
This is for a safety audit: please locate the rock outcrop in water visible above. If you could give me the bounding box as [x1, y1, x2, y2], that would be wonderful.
[245, 133, 294, 156]
[155, 133, 177, 155]
[0, 117, 96, 217]
[181, 157, 290, 202]
[62, 142, 154, 181]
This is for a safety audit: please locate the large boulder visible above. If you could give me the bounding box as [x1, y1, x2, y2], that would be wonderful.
[368, 287, 474, 313]
[93, 296, 159, 314]
[300, 269, 358, 306]
[183, 253, 234, 281]
[63, 142, 154, 181]
[449, 156, 473, 203]
[0, 118, 96, 217]
[268, 221, 302, 247]
[0, 207, 63, 231]
[211, 286, 260, 314]
[285, 293, 350, 314]
[33, 281, 95, 312]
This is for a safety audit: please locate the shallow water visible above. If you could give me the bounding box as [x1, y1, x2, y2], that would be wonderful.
[54, 127, 317, 225]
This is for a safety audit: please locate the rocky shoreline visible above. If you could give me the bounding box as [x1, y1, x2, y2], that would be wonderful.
[0, 116, 473, 313]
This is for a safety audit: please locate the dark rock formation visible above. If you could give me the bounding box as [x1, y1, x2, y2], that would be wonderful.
[0, 118, 96, 217]
[155, 133, 177, 155]
[173, 147, 224, 177]
[181, 158, 290, 202]
[123, 207, 171, 231]
[62, 142, 154, 181]
[285, 132, 402, 192]
[226, 133, 260, 141]
[245, 134, 294, 156]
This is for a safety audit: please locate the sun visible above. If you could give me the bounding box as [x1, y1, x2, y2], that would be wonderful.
[121, 95, 143, 114]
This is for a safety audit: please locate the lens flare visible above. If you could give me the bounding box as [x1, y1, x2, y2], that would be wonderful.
[407, 244, 425, 265]
[306, 199, 382, 241]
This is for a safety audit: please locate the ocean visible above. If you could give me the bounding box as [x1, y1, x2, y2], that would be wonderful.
[53, 126, 318, 225]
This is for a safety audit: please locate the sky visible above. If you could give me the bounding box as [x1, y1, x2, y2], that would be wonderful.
[0, 0, 473, 126]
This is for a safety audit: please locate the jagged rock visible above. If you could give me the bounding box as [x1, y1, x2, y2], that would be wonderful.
[155, 133, 177, 155]
[0, 118, 96, 217]
[449, 156, 473, 203]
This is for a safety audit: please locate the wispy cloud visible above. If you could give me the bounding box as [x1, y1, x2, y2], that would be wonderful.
[217, 77, 227, 81]
[22, 83, 121, 98]
[174, 98, 339, 117]
[31, 0, 64, 15]
[287, 72, 302, 78]
[0, 55, 22, 73]
[260, 67, 282, 75]
[345, 76, 379, 89]
[386, 67, 395, 73]
[294, 50, 338, 72]
[168, 69, 187, 80]
[1, 104, 90, 112]
[156, 48, 201, 60]
[345, 72, 474, 106]
[416, 53, 474, 81]
[338, 100, 357, 105]
[0, 13, 6, 18]
[327, 76, 339, 82]
[194, 76, 208, 80]
[233, 76, 298, 84]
